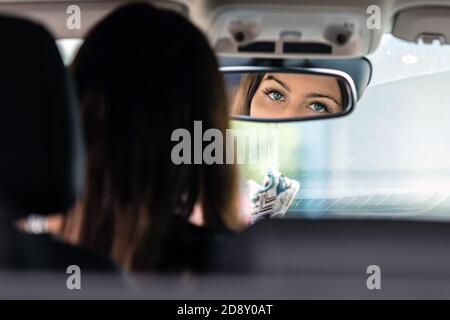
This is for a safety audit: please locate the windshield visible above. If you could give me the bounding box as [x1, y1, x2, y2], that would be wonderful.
[57, 35, 450, 221]
[234, 34, 450, 220]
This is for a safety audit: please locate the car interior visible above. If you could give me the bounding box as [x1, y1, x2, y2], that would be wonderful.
[1, 0, 450, 299]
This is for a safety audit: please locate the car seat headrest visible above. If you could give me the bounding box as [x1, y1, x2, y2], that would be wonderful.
[0, 15, 84, 217]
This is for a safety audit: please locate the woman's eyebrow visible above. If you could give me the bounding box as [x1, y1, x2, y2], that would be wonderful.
[263, 75, 291, 92]
[306, 92, 341, 106]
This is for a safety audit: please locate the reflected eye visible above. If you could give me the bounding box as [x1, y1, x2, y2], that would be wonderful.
[307, 103, 330, 113]
[263, 89, 285, 102]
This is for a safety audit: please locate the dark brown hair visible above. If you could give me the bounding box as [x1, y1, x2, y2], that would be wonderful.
[231, 73, 264, 115]
[62, 3, 242, 271]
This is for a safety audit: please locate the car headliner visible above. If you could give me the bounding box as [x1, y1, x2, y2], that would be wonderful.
[0, 0, 450, 56]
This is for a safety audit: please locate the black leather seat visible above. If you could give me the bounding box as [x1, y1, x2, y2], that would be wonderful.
[0, 14, 119, 274]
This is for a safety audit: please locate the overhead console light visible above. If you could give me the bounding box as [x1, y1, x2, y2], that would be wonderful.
[208, 6, 374, 58]
[393, 7, 450, 45]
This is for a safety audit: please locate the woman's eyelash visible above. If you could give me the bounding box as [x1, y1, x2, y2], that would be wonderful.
[312, 101, 332, 113]
[261, 87, 334, 112]
[262, 88, 285, 98]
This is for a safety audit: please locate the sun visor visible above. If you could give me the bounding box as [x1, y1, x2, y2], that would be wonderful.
[393, 7, 450, 45]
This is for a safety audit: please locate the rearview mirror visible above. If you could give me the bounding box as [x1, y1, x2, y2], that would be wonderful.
[223, 67, 357, 122]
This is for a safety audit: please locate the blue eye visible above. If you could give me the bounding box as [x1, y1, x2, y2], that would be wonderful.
[307, 103, 329, 113]
[265, 90, 285, 101]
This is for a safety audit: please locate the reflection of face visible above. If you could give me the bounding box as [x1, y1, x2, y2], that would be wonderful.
[250, 73, 343, 118]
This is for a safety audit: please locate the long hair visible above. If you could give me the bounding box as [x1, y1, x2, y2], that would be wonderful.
[231, 74, 264, 115]
[63, 3, 242, 271]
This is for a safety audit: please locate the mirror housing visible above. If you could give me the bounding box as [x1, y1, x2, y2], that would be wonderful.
[223, 67, 356, 122]
[220, 58, 372, 123]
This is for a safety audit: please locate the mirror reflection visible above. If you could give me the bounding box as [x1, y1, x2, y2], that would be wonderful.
[226, 72, 351, 120]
